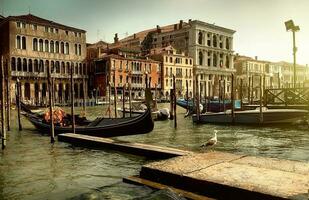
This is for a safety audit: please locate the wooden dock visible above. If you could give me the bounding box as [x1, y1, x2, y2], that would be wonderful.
[58, 133, 309, 200]
[58, 133, 192, 158]
[139, 151, 309, 200]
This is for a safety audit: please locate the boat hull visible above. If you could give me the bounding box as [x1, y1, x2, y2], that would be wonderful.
[192, 109, 308, 124]
[25, 108, 154, 137]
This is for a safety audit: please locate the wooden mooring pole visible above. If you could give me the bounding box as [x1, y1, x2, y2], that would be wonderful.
[113, 76, 117, 118]
[108, 82, 111, 118]
[6, 58, 11, 131]
[47, 63, 55, 142]
[70, 63, 75, 134]
[128, 83, 132, 117]
[250, 75, 254, 104]
[196, 75, 200, 121]
[231, 74, 235, 124]
[186, 80, 189, 113]
[16, 79, 22, 131]
[1, 56, 7, 149]
[173, 75, 177, 128]
[169, 88, 174, 120]
[122, 85, 125, 118]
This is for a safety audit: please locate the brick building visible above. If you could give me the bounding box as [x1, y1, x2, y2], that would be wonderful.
[93, 47, 161, 99]
[0, 14, 87, 105]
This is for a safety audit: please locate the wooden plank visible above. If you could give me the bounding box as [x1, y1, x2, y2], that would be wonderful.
[123, 176, 214, 200]
[58, 133, 192, 159]
[140, 152, 309, 200]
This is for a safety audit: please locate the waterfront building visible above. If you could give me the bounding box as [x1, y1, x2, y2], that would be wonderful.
[277, 61, 309, 87]
[110, 20, 236, 98]
[150, 45, 193, 99]
[93, 47, 161, 99]
[0, 14, 87, 105]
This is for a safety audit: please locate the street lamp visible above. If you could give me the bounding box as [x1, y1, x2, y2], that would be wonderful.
[285, 20, 300, 88]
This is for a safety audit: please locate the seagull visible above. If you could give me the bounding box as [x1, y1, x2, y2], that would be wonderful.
[200, 130, 218, 147]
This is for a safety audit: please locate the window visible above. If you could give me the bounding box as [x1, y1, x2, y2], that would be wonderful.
[78, 33, 81, 37]
[45, 26, 48, 32]
[22, 37, 26, 49]
[44, 40, 49, 52]
[207, 33, 211, 46]
[55, 41, 59, 53]
[78, 44, 81, 56]
[50, 41, 54, 53]
[74, 44, 78, 55]
[22, 58, 27, 71]
[74, 32, 77, 37]
[169, 57, 172, 63]
[32, 24, 37, 30]
[16, 36, 21, 49]
[11, 58, 16, 71]
[28, 59, 33, 72]
[16, 22, 21, 28]
[55, 29, 58, 34]
[65, 31, 69, 35]
[50, 27, 54, 33]
[166, 79, 168, 87]
[17, 58, 22, 71]
[199, 51, 203, 65]
[226, 38, 230, 50]
[65, 42, 69, 54]
[226, 56, 230, 68]
[33, 38, 38, 51]
[21, 23, 26, 28]
[34, 59, 38, 72]
[185, 59, 188, 64]
[198, 32, 203, 45]
[213, 53, 217, 67]
[61, 42, 64, 54]
[39, 39, 43, 51]
[39, 60, 44, 72]
[213, 35, 217, 47]
[55, 61, 60, 73]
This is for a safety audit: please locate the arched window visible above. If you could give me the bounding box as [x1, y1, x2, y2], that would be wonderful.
[50, 41, 54, 53]
[61, 62, 65, 74]
[17, 58, 22, 71]
[45, 60, 49, 72]
[45, 40, 49, 52]
[34, 59, 38, 72]
[55, 61, 60, 73]
[75, 63, 78, 74]
[213, 35, 217, 47]
[39, 60, 44, 72]
[28, 59, 33, 72]
[199, 51, 203, 66]
[16, 36, 21, 49]
[74, 44, 77, 55]
[51, 61, 55, 73]
[226, 38, 230, 50]
[83, 63, 86, 75]
[33, 38, 38, 51]
[65, 42, 69, 54]
[39, 39, 43, 51]
[11, 57, 16, 71]
[198, 32, 203, 45]
[60, 42, 64, 54]
[66, 62, 70, 74]
[22, 36, 26, 49]
[55, 41, 59, 53]
[79, 63, 82, 75]
[22, 58, 27, 71]
[50, 41, 55, 53]
[78, 44, 81, 56]
[226, 56, 230, 68]
[213, 53, 217, 67]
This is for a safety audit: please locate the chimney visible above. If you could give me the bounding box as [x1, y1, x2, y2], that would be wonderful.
[133, 33, 136, 39]
[188, 19, 192, 23]
[114, 33, 119, 43]
[179, 20, 183, 29]
[156, 25, 161, 33]
[255, 56, 258, 60]
[174, 24, 177, 30]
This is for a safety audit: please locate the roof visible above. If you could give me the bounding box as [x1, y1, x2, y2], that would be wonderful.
[0, 14, 86, 32]
[96, 54, 160, 63]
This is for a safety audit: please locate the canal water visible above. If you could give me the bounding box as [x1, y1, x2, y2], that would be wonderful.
[0, 104, 308, 199]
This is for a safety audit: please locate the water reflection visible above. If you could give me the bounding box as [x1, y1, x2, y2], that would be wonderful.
[0, 105, 308, 199]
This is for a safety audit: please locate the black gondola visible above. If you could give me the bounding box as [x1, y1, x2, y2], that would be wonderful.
[21, 91, 154, 137]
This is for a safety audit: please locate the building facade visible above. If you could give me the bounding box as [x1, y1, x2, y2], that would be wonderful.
[111, 20, 236, 99]
[150, 46, 193, 98]
[93, 47, 161, 99]
[0, 14, 87, 105]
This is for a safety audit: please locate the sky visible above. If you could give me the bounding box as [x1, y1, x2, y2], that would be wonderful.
[1, 0, 308, 65]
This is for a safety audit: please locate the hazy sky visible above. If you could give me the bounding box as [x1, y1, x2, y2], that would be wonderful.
[1, 0, 308, 65]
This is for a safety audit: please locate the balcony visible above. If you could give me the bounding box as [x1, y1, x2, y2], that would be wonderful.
[131, 83, 144, 88]
[131, 71, 143, 75]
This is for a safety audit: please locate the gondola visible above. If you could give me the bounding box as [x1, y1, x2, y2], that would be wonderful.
[21, 91, 154, 137]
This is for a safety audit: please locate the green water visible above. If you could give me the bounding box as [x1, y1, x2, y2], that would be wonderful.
[0, 104, 308, 199]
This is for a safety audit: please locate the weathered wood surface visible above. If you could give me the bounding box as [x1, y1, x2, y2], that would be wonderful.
[140, 151, 309, 200]
[58, 133, 192, 158]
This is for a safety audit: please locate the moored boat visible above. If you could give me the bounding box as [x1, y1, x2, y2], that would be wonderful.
[192, 107, 308, 124]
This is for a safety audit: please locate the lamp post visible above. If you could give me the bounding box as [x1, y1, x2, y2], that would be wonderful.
[285, 20, 300, 88]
